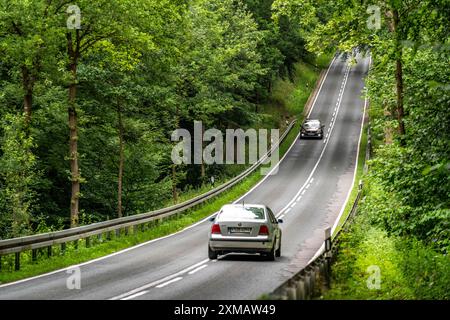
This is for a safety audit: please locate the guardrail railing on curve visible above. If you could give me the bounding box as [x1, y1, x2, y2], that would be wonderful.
[268, 123, 371, 300]
[0, 120, 297, 272]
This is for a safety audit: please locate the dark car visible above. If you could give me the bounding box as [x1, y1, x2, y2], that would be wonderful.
[300, 119, 324, 139]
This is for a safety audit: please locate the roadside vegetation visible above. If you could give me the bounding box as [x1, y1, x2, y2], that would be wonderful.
[286, 0, 450, 300]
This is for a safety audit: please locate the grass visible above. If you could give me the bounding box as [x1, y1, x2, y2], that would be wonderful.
[323, 214, 450, 299]
[0, 55, 331, 284]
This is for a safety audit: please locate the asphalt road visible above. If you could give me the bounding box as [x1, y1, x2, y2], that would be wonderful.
[0, 53, 370, 300]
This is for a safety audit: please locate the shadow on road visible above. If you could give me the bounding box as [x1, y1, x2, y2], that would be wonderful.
[217, 253, 288, 263]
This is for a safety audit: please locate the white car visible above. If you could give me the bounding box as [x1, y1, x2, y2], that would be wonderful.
[208, 204, 283, 260]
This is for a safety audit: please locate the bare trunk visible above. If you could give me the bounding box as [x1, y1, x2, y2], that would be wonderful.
[200, 122, 205, 184]
[22, 67, 33, 126]
[117, 103, 124, 218]
[392, 9, 406, 142]
[68, 82, 79, 228]
[67, 31, 81, 228]
[172, 108, 179, 204]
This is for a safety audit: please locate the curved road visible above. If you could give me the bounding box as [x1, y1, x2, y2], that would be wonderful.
[0, 53, 370, 300]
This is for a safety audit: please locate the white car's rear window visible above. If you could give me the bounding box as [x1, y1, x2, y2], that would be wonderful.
[219, 206, 265, 220]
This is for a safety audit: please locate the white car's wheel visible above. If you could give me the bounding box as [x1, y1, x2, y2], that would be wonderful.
[275, 236, 281, 257]
[208, 245, 218, 260]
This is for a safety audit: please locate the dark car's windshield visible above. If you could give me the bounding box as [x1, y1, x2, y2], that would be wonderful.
[304, 120, 320, 129]
[219, 206, 265, 220]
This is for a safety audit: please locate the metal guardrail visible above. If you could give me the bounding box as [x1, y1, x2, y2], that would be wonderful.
[269, 124, 371, 300]
[0, 120, 297, 271]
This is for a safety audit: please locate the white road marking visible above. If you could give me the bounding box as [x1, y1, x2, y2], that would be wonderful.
[285, 208, 292, 214]
[305, 183, 311, 189]
[276, 61, 351, 218]
[307, 55, 339, 118]
[308, 54, 371, 264]
[188, 264, 208, 275]
[110, 259, 209, 300]
[279, 214, 285, 220]
[156, 277, 183, 288]
[120, 291, 149, 300]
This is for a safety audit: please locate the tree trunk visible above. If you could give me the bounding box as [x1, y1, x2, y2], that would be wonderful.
[117, 103, 124, 218]
[21, 66, 33, 126]
[67, 31, 80, 228]
[68, 76, 79, 228]
[392, 9, 406, 142]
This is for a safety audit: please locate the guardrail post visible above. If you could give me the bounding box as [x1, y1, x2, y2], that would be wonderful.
[47, 245, 52, 258]
[32, 249, 37, 262]
[296, 278, 306, 300]
[304, 272, 311, 299]
[86, 237, 91, 248]
[310, 269, 316, 297]
[319, 260, 328, 292]
[61, 243, 66, 255]
[287, 285, 297, 300]
[15, 252, 20, 271]
[0, 255, 2, 271]
[74, 239, 78, 250]
[314, 265, 321, 296]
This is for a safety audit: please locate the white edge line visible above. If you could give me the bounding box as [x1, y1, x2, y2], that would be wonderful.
[307, 54, 371, 264]
[307, 55, 338, 118]
[110, 258, 209, 300]
[156, 277, 183, 289]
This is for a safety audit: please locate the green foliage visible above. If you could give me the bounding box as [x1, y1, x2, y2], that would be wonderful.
[325, 216, 450, 299]
[0, 0, 323, 236]
[0, 114, 39, 237]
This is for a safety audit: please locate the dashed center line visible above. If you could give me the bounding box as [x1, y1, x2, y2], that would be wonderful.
[156, 277, 183, 288]
[188, 264, 208, 275]
[121, 291, 149, 300]
[109, 55, 351, 302]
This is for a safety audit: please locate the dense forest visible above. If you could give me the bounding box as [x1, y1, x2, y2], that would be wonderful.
[0, 0, 327, 238]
